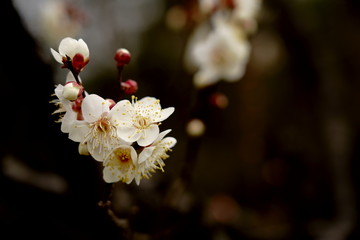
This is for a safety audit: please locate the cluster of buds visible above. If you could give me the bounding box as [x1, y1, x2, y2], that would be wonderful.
[51, 37, 176, 185]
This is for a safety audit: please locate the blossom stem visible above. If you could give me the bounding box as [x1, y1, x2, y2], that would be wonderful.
[117, 65, 124, 99]
[65, 57, 85, 98]
[71, 69, 86, 98]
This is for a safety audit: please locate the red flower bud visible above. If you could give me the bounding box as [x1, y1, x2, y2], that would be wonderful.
[210, 92, 229, 109]
[121, 79, 138, 95]
[114, 48, 131, 67]
[72, 53, 89, 72]
[105, 98, 116, 109]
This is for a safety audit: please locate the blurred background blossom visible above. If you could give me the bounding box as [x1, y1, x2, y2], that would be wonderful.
[1, 0, 360, 239]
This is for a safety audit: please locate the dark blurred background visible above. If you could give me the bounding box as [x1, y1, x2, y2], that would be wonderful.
[1, 0, 360, 239]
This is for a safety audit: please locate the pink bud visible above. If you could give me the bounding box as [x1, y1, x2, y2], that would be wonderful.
[210, 92, 229, 109]
[114, 48, 131, 66]
[63, 81, 83, 101]
[72, 97, 83, 113]
[121, 79, 138, 95]
[105, 98, 116, 109]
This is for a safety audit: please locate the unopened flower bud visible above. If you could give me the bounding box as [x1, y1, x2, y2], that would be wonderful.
[105, 98, 116, 109]
[186, 118, 206, 137]
[210, 92, 229, 109]
[114, 48, 131, 67]
[121, 79, 138, 95]
[78, 142, 90, 156]
[62, 82, 82, 100]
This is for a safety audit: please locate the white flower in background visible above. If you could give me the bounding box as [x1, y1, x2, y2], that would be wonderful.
[68, 94, 127, 161]
[135, 129, 177, 185]
[40, 1, 84, 47]
[50, 37, 90, 72]
[115, 96, 175, 147]
[233, 0, 262, 33]
[190, 14, 251, 88]
[102, 145, 138, 184]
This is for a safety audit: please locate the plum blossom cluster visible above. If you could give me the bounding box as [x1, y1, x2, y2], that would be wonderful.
[50, 37, 176, 185]
[185, 0, 262, 88]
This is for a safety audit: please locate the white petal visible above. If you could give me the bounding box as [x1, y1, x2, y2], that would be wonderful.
[137, 125, 159, 146]
[60, 110, 77, 133]
[54, 84, 64, 99]
[154, 129, 172, 143]
[58, 37, 78, 58]
[162, 137, 177, 148]
[82, 94, 109, 123]
[136, 97, 160, 109]
[134, 175, 141, 185]
[126, 175, 135, 184]
[77, 39, 89, 58]
[155, 107, 175, 122]
[129, 146, 138, 165]
[117, 126, 140, 142]
[89, 145, 107, 162]
[50, 48, 63, 63]
[65, 71, 82, 83]
[110, 100, 133, 122]
[135, 97, 161, 117]
[68, 121, 90, 142]
[103, 167, 119, 183]
[138, 146, 156, 164]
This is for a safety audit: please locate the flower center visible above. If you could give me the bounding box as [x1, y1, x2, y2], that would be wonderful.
[85, 112, 118, 156]
[114, 148, 132, 163]
[133, 115, 150, 130]
[212, 46, 227, 66]
[105, 146, 136, 183]
[96, 116, 111, 132]
[106, 147, 135, 173]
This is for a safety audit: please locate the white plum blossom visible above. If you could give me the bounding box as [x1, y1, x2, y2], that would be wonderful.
[52, 87, 77, 133]
[40, 1, 84, 46]
[51, 71, 84, 133]
[135, 129, 177, 185]
[50, 37, 89, 72]
[102, 130, 176, 185]
[49, 36, 177, 185]
[68, 94, 128, 161]
[115, 96, 175, 147]
[103, 145, 138, 184]
[190, 14, 251, 88]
